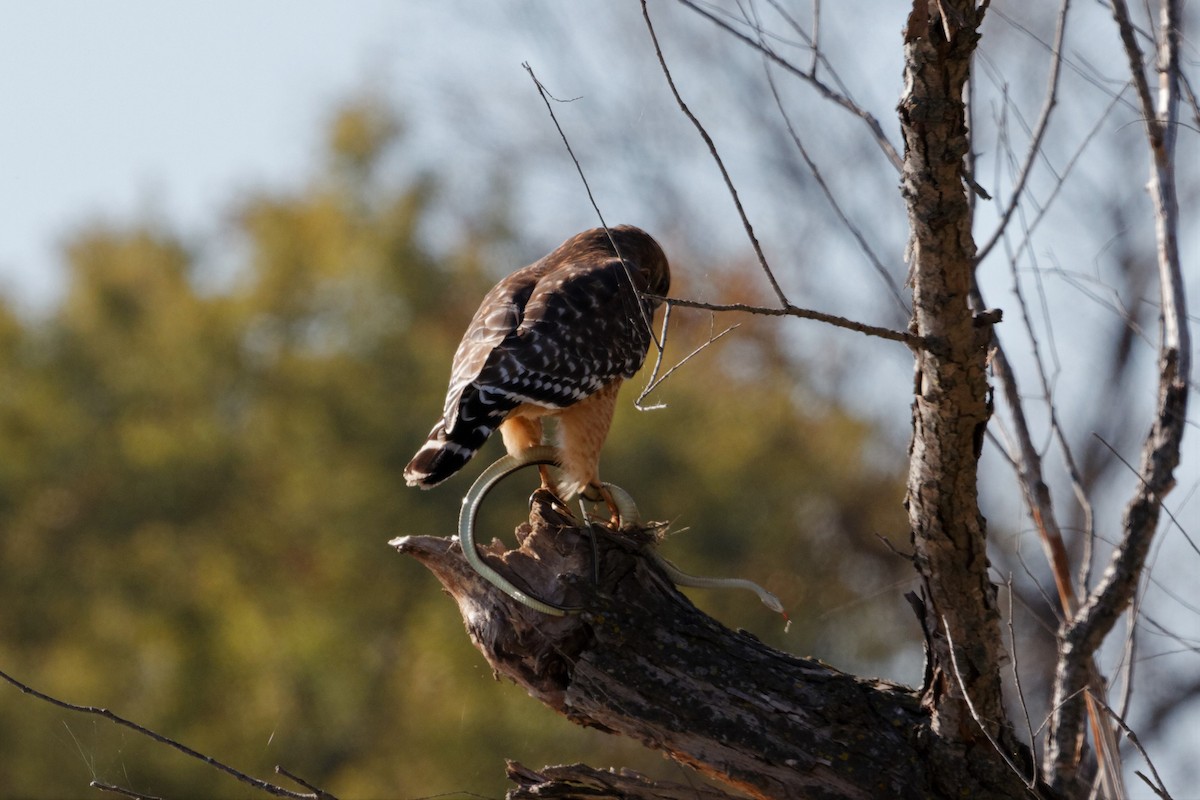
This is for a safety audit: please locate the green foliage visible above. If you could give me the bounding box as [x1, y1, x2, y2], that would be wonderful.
[0, 99, 911, 798]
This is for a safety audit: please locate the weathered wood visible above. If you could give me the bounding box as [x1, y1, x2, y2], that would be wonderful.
[394, 492, 1041, 800]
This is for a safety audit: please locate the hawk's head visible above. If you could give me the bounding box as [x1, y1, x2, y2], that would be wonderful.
[605, 224, 670, 302]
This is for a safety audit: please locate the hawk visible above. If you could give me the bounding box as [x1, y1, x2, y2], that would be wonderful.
[404, 225, 670, 509]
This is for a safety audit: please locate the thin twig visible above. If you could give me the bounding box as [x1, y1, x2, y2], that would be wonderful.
[942, 616, 1039, 790]
[976, 0, 1070, 264]
[275, 767, 338, 800]
[521, 63, 661, 349]
[90, 782, 165, 800]
[1180, 72, 1200, 134]
[758, 0, 856, 108]
[1091, 434, 1200, 569]
[990, 7, 1139, 116]
[1005, 575, 1039, 766]
[522, 64, 607, 228]
[635, 303, 740, 409]
[1135, 773, 1172, 800]
[641, 0, 789, 308]
[1085, 692, 1174, 800]
[1013, 537, 1068, 630]
[992, 83, 1130, 271]
[636, 300, 674, 409]
[0, 668, 326, 800]
[676, 0, 903, 171]
[752, 12, 908, 314]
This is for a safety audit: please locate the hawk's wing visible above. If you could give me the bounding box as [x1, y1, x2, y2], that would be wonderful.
[404, 228, 664, 490]
[443, 256, 653, 434]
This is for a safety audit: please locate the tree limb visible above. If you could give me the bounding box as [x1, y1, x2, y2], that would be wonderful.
[394, 494, 1041, 800]
[644, 295, 923, 348]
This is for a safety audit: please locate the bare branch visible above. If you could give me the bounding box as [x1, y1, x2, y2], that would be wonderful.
[752, 20, 909, 314]
[641, 0, 789, 308]
[1047, 0, 1190, 791]
[675, 0, 904, 171]
[0, 668, 328, 800]
[979, 201, 1128, 794]
[645, 293, 923, 347]
[635, 303, 740, 410]
[983, 334, 1077, 614]
[1108, 0, 1160, 134]
[975, 0, 1070, 264]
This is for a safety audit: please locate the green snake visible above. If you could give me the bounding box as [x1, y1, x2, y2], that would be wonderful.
[458, 445, 786, 620]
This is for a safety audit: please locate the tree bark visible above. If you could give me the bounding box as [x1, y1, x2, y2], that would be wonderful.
[395, 493, 1040, 800]
[897, 0, 1012, 751]
[506, 761, 740, 799]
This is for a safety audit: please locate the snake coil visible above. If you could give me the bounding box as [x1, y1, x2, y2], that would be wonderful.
[459, 446, 785, 619]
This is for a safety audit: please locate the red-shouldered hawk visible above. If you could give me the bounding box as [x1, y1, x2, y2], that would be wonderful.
[403, 225, 670, 505]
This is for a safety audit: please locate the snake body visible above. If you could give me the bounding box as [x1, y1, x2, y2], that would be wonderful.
[458, 446, 785, 617]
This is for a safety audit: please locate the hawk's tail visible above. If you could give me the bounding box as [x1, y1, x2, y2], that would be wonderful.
[403, 418, 493, 488]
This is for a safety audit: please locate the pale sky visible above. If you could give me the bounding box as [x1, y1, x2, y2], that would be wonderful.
[0, 2, 436, 310]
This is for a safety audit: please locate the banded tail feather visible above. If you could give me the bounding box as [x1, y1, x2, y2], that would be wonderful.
[403, 417, 497, 488]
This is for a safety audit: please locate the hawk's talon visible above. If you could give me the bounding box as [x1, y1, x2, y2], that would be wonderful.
[579, 481, 640, 530]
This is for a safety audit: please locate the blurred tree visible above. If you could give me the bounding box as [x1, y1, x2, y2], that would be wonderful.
[0, 96, 909, 798]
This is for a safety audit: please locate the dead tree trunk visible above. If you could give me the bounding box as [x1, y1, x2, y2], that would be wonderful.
[395, 493, 1039, 800]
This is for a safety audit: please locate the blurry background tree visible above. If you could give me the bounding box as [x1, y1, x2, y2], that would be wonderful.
[0, 99, 910, 797]
[1, 0, 1196, 796]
